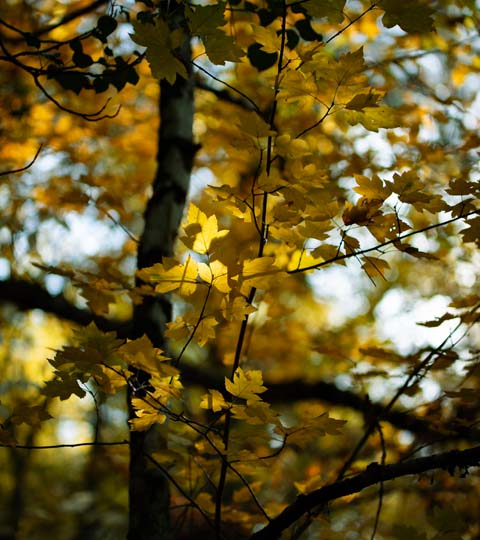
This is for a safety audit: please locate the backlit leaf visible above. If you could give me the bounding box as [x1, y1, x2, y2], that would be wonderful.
[130, 20, 188, 83]
[200, 389, 228, 412]
[225, 368, 267, 402]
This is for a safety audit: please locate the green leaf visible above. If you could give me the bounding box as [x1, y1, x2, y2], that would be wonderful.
[380, 0, 435, 33]
[186, 2, 243, 65]
[11, 405, 52, 428]
[341, 105, 398, 132]
[304, 0, 346, 24]
[130, 20, 188, 83]
[345, 91, 381, 111]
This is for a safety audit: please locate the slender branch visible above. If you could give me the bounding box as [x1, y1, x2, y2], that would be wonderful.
[1, 0, 108, 43]
[0, 277, 131, 336]
[289, 208, 480, 274]
[195, 76, 257, 113]
[33, 76, 120, 121]
[144, 452, 220, 538]
[326, 3, 378, 44]
[335, 318, 467, 481]
[250, 444, 480, 540]
[192, 61, 261, 114]
[0, 440, 128, 450]
[1, 279, 479, 445]
[0, 145, 42, 178]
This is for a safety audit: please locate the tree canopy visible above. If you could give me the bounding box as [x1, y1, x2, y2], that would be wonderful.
[0, 0, 479, 539]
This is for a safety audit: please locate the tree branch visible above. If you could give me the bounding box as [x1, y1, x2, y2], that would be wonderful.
[0, 278, 131, 336]
[1, 0, 108, 43]
[1, 279, 479, 444]
[250, 445, 480, 540]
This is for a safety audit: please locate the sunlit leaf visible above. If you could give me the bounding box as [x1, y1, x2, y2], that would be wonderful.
[225, 368, 267, 402]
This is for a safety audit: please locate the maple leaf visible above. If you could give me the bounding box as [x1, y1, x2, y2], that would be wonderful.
[200, 389, 228, 412]
[130, 20, 188, 84]
[361, 256, 390, 281]
[42, 374, 87, 401]
[186, 2, 243, 65]
[129, 397, 166, 431]
[164, 316, 191, 342]
[460, 216, 480, 246]
[198, 260, 231, 293]
[279, 413, 347, 448]
[341, 105, 398, 131]
[380, 0, 435, 34]
[388, 171, 436, 211]
[231, 401, 279, 425]
[239, 256, 284, 293]
[345, 91, 382, 111]
[220, 295, 257, 321]
[137, 256, 199, 296]
[236, 111, 276, 140]
[342, 198, 383, 226]
[195, 315, 219, 346]
[304, 0, 346, 24]
[353, 174, 392, 201]
[79, 285, 114, 315]
[118, 335, 172, 378]
[225, 368, 267, 402]
[251, 24, 281, 54]
[10, 405, 52, 428]
[181, 203, 229, 255]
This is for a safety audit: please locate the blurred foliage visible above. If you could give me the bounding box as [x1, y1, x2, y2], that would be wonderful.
[0, 0, 479, 539]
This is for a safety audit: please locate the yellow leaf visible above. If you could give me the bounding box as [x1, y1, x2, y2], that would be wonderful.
[353, 174, 392, 201]
[231, 401, 278, 425]
[11, 405, 52, 428]
[186, 2, 244, 64]
[164, 316, 191, 341]
[137, 256, 198, 295]
[342, 198, 383, 226]
[341, 106, 398, 132]
[345, 91, 382, 111]
[200, 389, 228, 412]
[251, 24, 281, 54]
[237, 111, 276, 139]
[361, 256, 390, 280]
[195, 315, 218, 346]
[220, 295, 257, 321]
[278, 413, 347, 448]
[225, 368, 267, 402]
[198, 260, 231, 293]
[240, 257, 283, 293]
[129, 397, 166, 431]
[118, 335, 170, 377]
[181, 203, 229, 254]
[380, 0, 434, 33]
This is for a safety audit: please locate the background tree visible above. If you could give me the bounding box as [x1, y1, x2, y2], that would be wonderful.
[0, 1, 479, 539]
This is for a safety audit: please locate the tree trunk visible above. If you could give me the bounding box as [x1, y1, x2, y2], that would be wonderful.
[128, 4, 194, 539]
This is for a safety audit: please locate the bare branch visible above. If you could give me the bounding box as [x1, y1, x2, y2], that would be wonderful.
[0, 440, 128, 450]
[250, 445, 480, 540]
[1, 279, 479, 445]
[289, 208, 480, 274]
[0, 278, 131, 336]
[0, 145, 42, 178]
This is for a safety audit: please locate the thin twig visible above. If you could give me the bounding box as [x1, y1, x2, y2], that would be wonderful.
[0, 145, 42, 177]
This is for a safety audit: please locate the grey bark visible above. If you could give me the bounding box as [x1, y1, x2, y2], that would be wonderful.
[127, 4, 195, 539]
